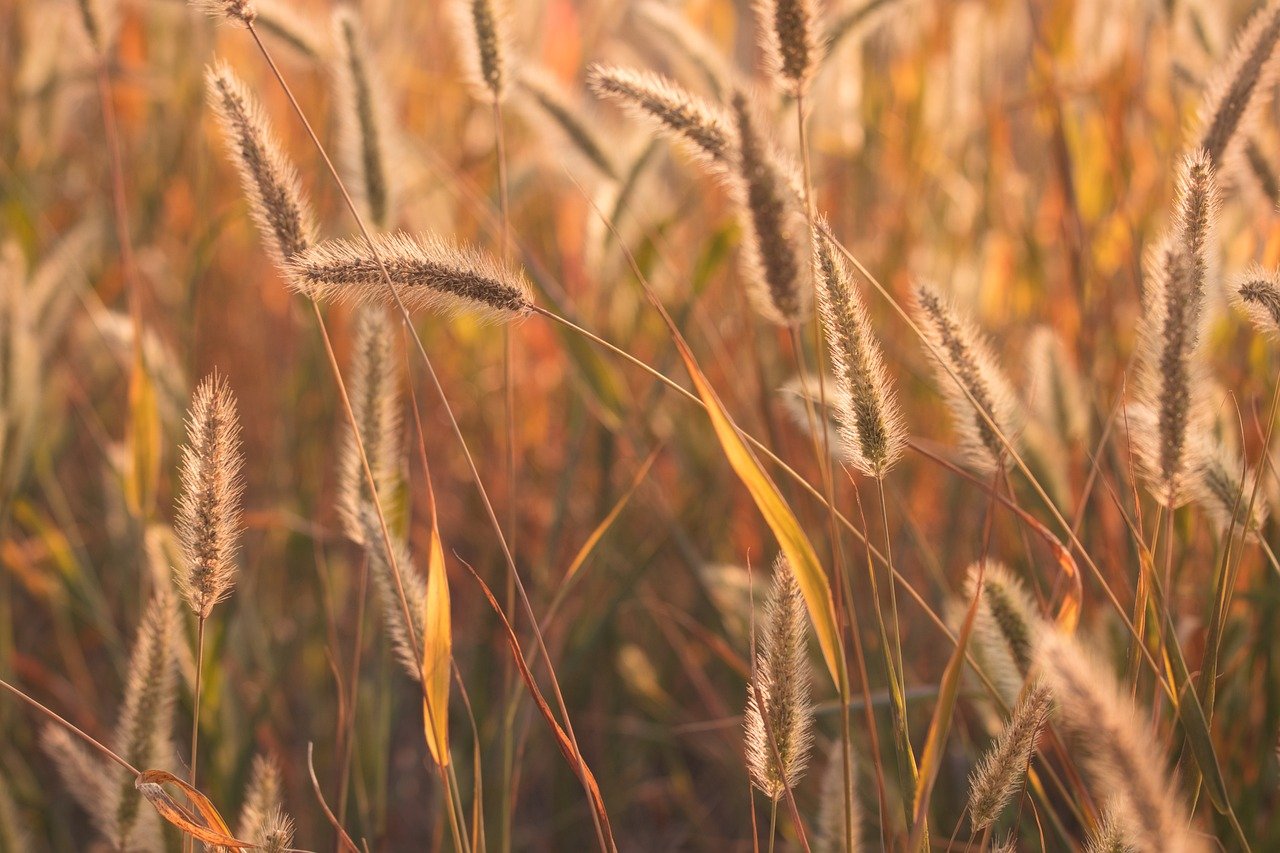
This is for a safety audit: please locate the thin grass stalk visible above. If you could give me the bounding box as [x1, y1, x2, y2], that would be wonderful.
[241, 27, 612, 850]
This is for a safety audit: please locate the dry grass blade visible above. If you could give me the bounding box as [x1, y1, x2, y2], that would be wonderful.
[134, 770, 252, 848]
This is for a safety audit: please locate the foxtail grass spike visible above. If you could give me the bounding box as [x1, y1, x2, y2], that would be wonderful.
[451, 0, 510, 103]
[191, 0, 257, 26]
[727, 90, 811, 326]
[913, 282, 1023, 472]
[515, 67, 619, 181]
[744, 554, 815, 799]
[588, 64, 735, 168]
[965, 562, 1043, 704]
[287, 232, 533, 322]
[1192, 434, 1269, 538]
[1232, 265, 1280, 337]
[1132, 151, 1218, 506]
[237, 755, 294, 852]
[338, 306, 402, 545]
[206, 61, 317, 272]
[755, 0, 824, 96]
[332, 7, 397, 229]
[1037, 632, 1206, 853]
[1197, 0, 1280, 166]
[813, 746, 861, 853]
[813, 226, 904, 476]
[966, 683, 1052, 831]
[175, 373, 245, 620]
[1084, 804, 1137, 853]
[358, 506, 426, 681]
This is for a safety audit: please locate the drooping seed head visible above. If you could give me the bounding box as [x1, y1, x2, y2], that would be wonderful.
[744, 554, 815, 799]
[206, 62, 317, 272]
[450, 0, 510, 103]
[175, 373, 245, 620]
[813, 227, 905, 476]
[754, 0, 825, 96]
[287, 231, 534, 322]
[332, 6, 398, 229]
[913, 282, 1024, 472]
[727, 89, 811, 326]
[356, 506, 426, 681]
[1037, 632, 1206, 853]
[965, 561, 1044, 704]
[966, 683, 1052, 831]
[588, 64, 735, 169]
[191, 0, 257, 26]
[1196, 0, 1280, 166]
[1191, 432, 1269, 539]
[1232, 265, 1280, 338]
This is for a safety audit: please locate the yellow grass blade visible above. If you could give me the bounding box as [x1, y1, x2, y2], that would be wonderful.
[422, 514, 452, 768]
[677, 347, 845, 692]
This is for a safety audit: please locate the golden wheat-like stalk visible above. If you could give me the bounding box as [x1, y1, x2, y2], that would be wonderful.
[1037, 632, 1206, 853]
[286, 231, 533, 322]
[338, 306, 403, 545]
[914, 282, 1023, 472]
[1197, 0, 1280, 166]
[450, 0, 510, 103]
[744, 554, 815, 800]
[332, 6, 397, 229]
[587, 64, 735, 169]
[813, 226, 904, 476]
[206, 61, 317, 272]
[1232, 265, 1280, 337]
[755, 0, 824, 96]
[966, 682, 1052, 832]
[1132, 151, 1217, 506]
[727, 90, 811, 326]
[175, 374, 245, 620]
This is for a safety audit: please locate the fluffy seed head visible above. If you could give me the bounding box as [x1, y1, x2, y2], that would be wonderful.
[588, 64, 735, 169]
[966, 683, 1052, 831]
[813, 229, 904, 475]
[191, 0, 257, 26]
[913, 282, 1024, 472]
[175, 374, 245, 620]
[287, 232, 534, 322]
[1085, 804, 1138, 853]
[744, 554, 815, 799]
[965, 562, 1043, 704]
[813, 746, 861, 853]
[1037, 632, 1207, 853]
[337, 306, 402, 545]
[727, 90, 811, 326]
[515, 67, 619, 181]
[1192, 433, 1269, 538]
[755, 0, 824, 96]
[1026, 325, 1090, 446]
[206, 62, 316, 272]
[1132, 152, 1218, 506]
[358, 507, 426, 681]
[237, 756, 295, 852]
[450, 0, 510, 102]
[1232, 265, 1280, 337]
[1196, 0, 1280, 166]
[332, 7, 397, 229]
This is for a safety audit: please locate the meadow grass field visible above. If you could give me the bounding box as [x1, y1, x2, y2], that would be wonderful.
[3, 0, 1280, 849]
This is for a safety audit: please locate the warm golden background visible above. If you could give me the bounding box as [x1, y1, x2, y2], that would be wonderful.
[3, 0, 1280, 849]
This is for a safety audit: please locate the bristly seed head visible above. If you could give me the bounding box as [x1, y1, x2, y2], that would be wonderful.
[1197, 0, 1280, 166]
[913, 282, 1023, 472]
[727, 89, 811, 326]
[1232, 265, 1280, 338]
[966, 683, 1052, 832]
[587, 64, 735, 169]
[754, 0, 825, 96]
[175, 373, 245, 620]
[813, 226, 905, 476]
[205, 61, 316, 273]
[332, 7, 397, 230]
[744, 554, 815, 800]
[450, 0, 510, 103]
[191, 0, 257, 26]
[287, 231, 534, 322]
